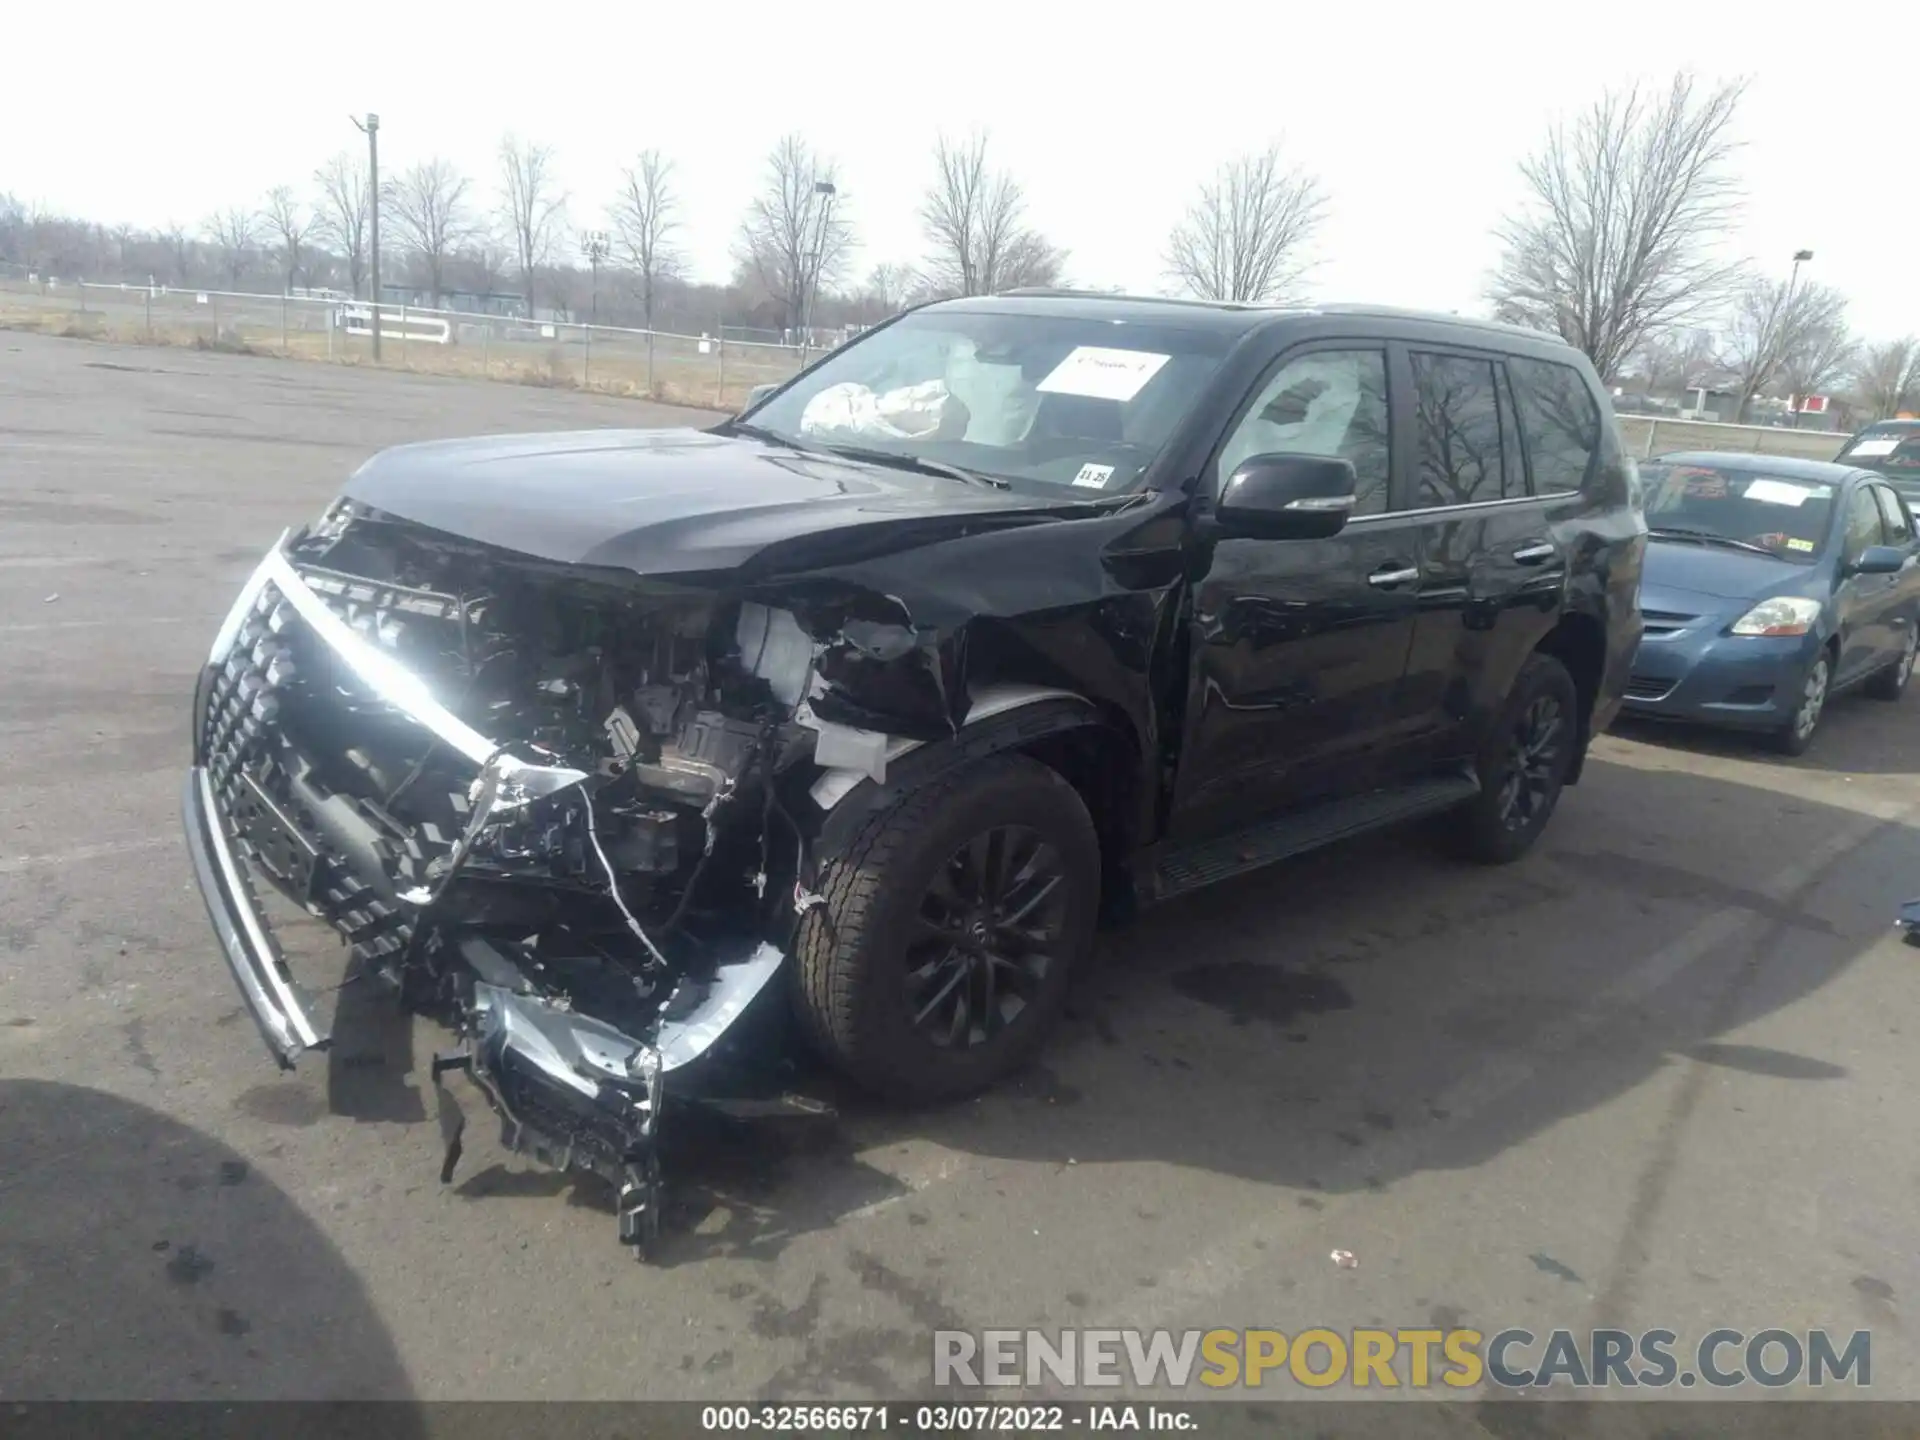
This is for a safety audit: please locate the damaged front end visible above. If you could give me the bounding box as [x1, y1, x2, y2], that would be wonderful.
[184, 503, 902, 1257]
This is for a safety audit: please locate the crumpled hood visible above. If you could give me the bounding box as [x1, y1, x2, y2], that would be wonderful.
[1640, 537, 1811, 610]
[341, 427, 1103, 577]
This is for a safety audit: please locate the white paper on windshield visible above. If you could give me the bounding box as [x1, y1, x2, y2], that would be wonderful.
[1036, 347, 1170, 402]
[1072, 463, 1115, 489]
[1744, 478, 1829, 507]
[1848, 438, 1900, 457]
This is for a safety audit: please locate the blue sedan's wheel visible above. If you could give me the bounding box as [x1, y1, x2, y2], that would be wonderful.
[1866, 625, 1918, 702]
[1772, 653, 1830, 756]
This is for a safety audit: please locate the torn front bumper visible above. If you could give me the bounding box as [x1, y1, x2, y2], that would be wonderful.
[182, 536, 791, 1252]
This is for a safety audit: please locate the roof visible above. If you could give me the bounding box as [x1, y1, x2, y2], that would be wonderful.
[928, 290, 1575, 347]
[1649, 451, 1872, 484]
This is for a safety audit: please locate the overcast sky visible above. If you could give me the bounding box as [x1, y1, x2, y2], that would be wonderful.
[5, 0, 1913, 339]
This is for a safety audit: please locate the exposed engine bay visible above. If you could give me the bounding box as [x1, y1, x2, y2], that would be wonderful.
[190, 501, 947, 1257]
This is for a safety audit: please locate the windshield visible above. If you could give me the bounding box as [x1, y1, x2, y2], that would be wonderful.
[740, 307, 1233, 492]
[1836, 425, 1920, 479]
[1640, 462, 1836, 563]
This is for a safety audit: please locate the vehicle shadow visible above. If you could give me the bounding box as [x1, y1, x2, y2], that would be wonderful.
[0, 1078, 417, 1406]
[751, 744, 1913, 1212]
[1611, 683, 1917, 776]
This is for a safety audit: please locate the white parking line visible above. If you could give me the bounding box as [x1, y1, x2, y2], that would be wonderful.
[0, 616, 200, 635]
[0, 555, 110, 570]
[0, 836, 176, 876]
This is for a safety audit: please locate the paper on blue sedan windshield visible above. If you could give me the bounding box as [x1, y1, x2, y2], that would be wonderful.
[1743, 478, 1832, 506]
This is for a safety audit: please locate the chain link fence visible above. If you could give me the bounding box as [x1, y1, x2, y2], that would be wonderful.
[0, 274, 813, 412]
[0, 272, 1861, 461]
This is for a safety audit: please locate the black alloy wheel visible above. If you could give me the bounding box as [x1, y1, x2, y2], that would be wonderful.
[1496, 693, 1567, 832]
[905, 825, 1068, 1049]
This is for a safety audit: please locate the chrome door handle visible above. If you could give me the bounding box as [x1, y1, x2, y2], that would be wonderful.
[1368, 565, 1419, 588]
[1513, 543, 1557, 564]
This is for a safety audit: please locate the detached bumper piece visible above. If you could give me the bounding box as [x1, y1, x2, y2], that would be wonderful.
[182, 538, 790, 1259]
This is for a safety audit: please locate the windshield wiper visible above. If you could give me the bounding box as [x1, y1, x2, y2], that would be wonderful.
[813, 443, 1012, 490]
[726, 419, 819, 453]
[1648, 526, 1777, 556]
[725, 423, 1012, 490]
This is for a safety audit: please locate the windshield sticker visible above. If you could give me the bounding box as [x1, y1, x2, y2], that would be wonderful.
[1072, 463, 1116, 489]
[1847, 438, 1901, 457]
[1036, 346, 1171, 403]
[1743, 478, 1829, 506]
[1786, 537, 1815, 552]
[1683, 474, 1728, 498]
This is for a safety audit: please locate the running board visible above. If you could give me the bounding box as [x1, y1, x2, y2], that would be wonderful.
[1146, 772, 1481, 902]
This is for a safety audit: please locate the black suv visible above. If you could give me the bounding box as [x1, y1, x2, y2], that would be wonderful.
[184, 293, 1644, 1253]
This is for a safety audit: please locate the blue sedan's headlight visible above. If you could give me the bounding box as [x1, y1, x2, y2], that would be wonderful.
[1730, 596, 1822, 637]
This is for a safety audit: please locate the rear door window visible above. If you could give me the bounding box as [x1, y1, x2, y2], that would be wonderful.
[1507, 357, 1602, 496]
[1410, 352, 1512, 507]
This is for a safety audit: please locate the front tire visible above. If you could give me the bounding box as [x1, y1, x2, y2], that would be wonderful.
[1449, 653, 1579, 865]
[1865, 624, 1917, 701]
[792, 754, 1101, 1104]
[1771, 650, 1831, 755]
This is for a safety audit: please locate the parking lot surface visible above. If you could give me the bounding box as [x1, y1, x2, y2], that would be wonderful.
[5, 332, 1918, 1413]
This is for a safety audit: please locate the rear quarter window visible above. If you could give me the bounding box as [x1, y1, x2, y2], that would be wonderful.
[1506, 357, 1602, 496]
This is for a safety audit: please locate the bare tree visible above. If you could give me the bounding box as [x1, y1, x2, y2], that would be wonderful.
[162, 221, 194, 284]
[263, 186, 310, 293]
[386, 158, 475, 306]
[498, 135, 566, 315]
[735, 134, 855, 332]
[608, 149, 685, 328]
[1780, 312, 1856, 414]
[313, 152, 371, 298]
[1490, 73, 1748, 382]
[1854, 338, 1920, 422]
[865, 261, 916, 313]
[1627, 327, 1719, 397]
[1718, 276, 1850, 423]
[1165, 143, 1326, 303]
[918, 132, 1068, 297]
[204, 207, 259, 287]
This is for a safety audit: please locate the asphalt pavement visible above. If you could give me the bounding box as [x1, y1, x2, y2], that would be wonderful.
[4, 333, 1917, 1418]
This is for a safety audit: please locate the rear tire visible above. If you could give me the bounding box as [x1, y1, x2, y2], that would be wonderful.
[1865, 625, 1917, 701]
[792, 754, 1101, 1104]
[1448, 653, 1580, 865]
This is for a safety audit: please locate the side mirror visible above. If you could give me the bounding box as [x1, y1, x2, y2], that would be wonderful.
[1215, 453, 1359, 540]
[741, 382, 780, 413]
[1852, 544, 1907, 576]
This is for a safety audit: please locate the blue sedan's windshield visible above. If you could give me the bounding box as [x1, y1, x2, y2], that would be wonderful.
[741, 308, 1234, 493]
[1640, 462, 1835, 564]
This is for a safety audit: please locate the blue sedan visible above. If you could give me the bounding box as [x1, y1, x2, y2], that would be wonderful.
[1621, 452, 1920, 754]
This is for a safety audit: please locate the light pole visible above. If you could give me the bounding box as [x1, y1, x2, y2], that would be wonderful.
[351, 112, 381, 360]
[582, 230, 609, 387]
[1787, 247, 1813, 304]
[801, 180, 837, 349]
[583, 230, 609, 325]
[1784, 248, 1814, 426]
